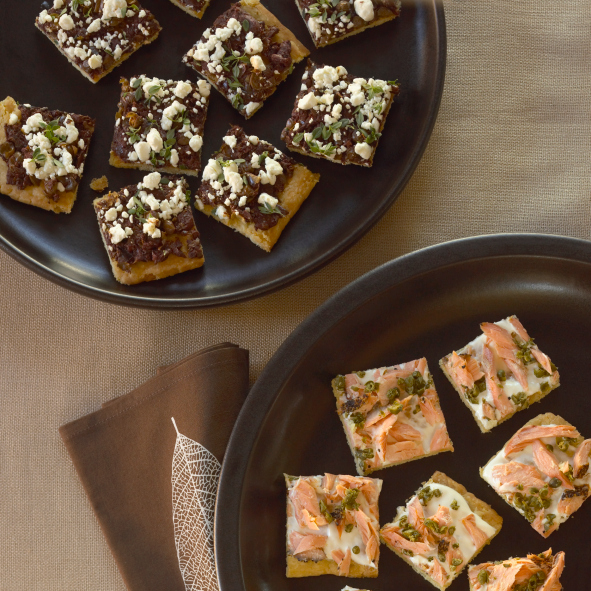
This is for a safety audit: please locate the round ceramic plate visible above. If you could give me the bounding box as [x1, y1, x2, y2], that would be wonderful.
[216, 233, 591, 590]
[0, 0, 445, 308]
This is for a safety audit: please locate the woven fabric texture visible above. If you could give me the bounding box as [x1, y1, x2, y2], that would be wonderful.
[1, 1, 590, 589]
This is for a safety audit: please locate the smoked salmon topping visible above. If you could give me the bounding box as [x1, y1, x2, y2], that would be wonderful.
[285, 473, 382, 575]
[482, 415, 591, 538]
[380, 475, 499, 589]
[440, 316, 559, 432]
[332, 358, 453, 476]
[468, 549, 565, 591]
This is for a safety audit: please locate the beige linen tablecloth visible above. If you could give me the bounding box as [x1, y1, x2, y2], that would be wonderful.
[1, 2, 590, 589]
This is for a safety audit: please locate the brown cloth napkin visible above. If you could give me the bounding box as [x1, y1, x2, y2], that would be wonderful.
[59, 343, 249, 591]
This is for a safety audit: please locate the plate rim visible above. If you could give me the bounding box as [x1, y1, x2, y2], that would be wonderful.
[0, 1, 447, 309]
[214, 231, 591, 590]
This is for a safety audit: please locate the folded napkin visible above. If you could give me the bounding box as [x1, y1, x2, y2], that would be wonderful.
[59, 343, 249, 591]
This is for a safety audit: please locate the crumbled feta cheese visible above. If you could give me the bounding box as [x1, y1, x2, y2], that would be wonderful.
[298, 92, 318, 110]
[173, 81, 192, 99]
[143, 172, 161, 190]
[203, 159, 222, 182]
[8, 113, 18, 125]
[134, 141, 151, 162]
[53, 0, 63, 8]
[355, 142, 373, 160]
[102, 0, 127, 20]
[146, 128, 163, 152]
[354, 0, 375, 21]
[109, 223, 127, 244]
[224, 170, 243, 193]
[215, 205, 228, 219]
[88, 54, 103, 69]
[223, 135, 237, 149]
[38, 10, 53, 24]
[189, 135, 203, 152]
[170, 149, 179, 166]
[197, 80, 211, 98]
[104, 207, 118, 222]
[258, 192, 278, 207]
[143, 216, 161, 238]
[250, 55, 265, 71]
[145, 194, 160, 210]
[161, 100, 185, 131]
[87, 18, 101, 34]
[244, 102, 260, 116]
[313, 65, 345, 88]
[59, 14, 75, 30]
[245, 36, 263, 54]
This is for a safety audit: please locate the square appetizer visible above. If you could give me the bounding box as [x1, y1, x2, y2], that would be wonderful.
[285, 473, 381, 578]
[195, 126, 320, 252]
[93, 172, 204, 284]
[109, 75, 211, 176]
[380, 471, 503, 591]
[168, 0, 211, 19]
[332, 358, 453, 476]
[35, 0, 161, 84]
[481, 412, 591, 538]
[182, 0, 309, 119]
[440, 316, 560, 433]
[281, 61, 399, 166]
[0, 96, 95, 214]
[468, 549, 565, 591]
[295, 0, 401, 48]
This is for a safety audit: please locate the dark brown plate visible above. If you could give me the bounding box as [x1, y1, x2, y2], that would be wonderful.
[216, 234, 590, 590]
[0, 0, 445, 308]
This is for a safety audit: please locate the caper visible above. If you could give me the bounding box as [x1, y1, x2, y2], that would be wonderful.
[333, 375, 346, 391]
[352, 546, 360, 555]
[478, 570, 490, 585]
[548, 478, 562, 489]
[387, 387, 400, 402]
[497, 369, 506, 381]
[345, 523, 353, 533]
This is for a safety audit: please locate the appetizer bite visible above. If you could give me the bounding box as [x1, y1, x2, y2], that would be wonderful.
[195, 126, 319, 252]
[0, 96, 95, 213]
[440, 316, 560, 433]
[167, 0, 211, 19]
[295, 0, 401, 48]
[285, 473, 381, 578]
[468, 549, 565, 591]
[110, 75, 211, 176]
[380, 471, 502, 591]
[481, 413, 591, 538]
[332, 358, 453, 476]
[35, 0, 161, 84]
[281, 61, 399, 166]
[93, 173, 204, 284]
[182, 0, 309, 118]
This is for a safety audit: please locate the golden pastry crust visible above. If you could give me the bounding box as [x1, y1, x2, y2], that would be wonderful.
[197, 163, 319, 252]
[286, 555, 377, 578]
[90, 176, 109, 192]
[0, 97, 84, 214]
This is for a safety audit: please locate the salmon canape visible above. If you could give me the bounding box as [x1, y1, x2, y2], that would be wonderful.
[468, 549, 565, 591]
[332, 358, 454, 476]
[440, 316, 560, 433]
[481, 412, 591, 537]
[380, 471, 503, 591]
[284, 473, 381, 578]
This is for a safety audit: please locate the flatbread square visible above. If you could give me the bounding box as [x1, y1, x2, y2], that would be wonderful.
[295, 0, 401, 48]
[332, 358, 453, 476]
[481, 412, 591, 537]
[35, 0, 161, 84]
[109, 75, 211, 176]
[93, 173, 204, 284]
[182, 0, 309, 118]
[0, 96, 95, 214]
[195, 126, 319, 252]
[281, 61, 399, 167]
[285, 473, 381, 578]
[380, 471, 503, 590]
[439, 315, 560, 433]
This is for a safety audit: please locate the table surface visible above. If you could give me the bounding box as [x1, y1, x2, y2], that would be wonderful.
[1, 1, 590, 589]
